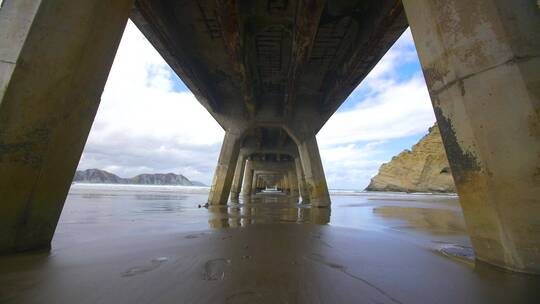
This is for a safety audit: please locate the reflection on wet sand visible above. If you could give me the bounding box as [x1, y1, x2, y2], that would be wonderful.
[209, 193, 330, 228]
[1, 185, 539, 303]
[373, 205, 467, 235]
[369, 204, 478, 264]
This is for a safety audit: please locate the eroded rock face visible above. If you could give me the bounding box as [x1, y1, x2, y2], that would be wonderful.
[365, 124, 456, 193]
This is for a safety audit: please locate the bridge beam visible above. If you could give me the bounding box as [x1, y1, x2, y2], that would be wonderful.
[404, 0, 540, 273]
[0, 0, 133, 253]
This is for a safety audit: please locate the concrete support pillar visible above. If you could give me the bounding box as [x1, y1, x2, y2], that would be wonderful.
[207, 131, 242, 205]
[242, 159, 254, 196]
[230, 154, 246, 199]
[295, 157, 310, 203]
[404, 0, 540, 274]
[283, 174, 289, 194]
[251, 172, 259, 194]
[0, 0, 133, 253]
[288, 169, 299, 197]
[260, 175, 264, 190]
[298, 136, 330, 207]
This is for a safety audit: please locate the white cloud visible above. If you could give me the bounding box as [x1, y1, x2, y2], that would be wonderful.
[320, 142, 387, 189]
[361, 29, 417, 84]
[80, 25, 435, 190]
[78, 21, 224, 182]
[318, 76, 434, 145]
[318, 29, 436, 189]
[318, 29, 434, 146]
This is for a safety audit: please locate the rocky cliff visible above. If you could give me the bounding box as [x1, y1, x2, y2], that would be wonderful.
[365, 124, 456, 193]
[74, 169, 206, 186]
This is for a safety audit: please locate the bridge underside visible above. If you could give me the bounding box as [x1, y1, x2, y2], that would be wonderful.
[131, 0, 409, 208]
[0, 0, 538, 275]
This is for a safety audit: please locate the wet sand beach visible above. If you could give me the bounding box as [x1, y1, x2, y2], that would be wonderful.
[1, 184, 539, 303]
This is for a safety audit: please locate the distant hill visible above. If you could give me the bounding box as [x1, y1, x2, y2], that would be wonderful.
[73, 169, 207, 187]
[190, 181, 207, 187]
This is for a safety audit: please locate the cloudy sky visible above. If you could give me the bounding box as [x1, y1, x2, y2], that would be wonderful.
[78, 21, 435, 190]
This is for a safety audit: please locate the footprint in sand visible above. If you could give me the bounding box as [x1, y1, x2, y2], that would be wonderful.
[121, 257, 169, 277]
[202, 258, 231, 281]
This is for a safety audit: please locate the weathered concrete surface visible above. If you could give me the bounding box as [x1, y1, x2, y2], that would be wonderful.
[298, 136, 330, 207]
[0, 0, 133, 253]
[131, 0, 407, 131]
[366, 124, 456, 193]
[251, 172, 260, 194]
[288, 169, 300, 197]
[242, 159, 254, 196]
[295, 157, 311, 203]
[230, 154, 246, 198]
[404, 0, 540, 273]
[251, 159, 295, 173]
[207, 131, 243, 205]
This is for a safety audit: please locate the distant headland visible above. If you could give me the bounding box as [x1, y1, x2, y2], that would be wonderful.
[73, 169, 207, 187]
[365, 124, 456, 194]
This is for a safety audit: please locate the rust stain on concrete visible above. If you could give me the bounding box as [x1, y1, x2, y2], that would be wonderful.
[423, 65, 450, 87]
